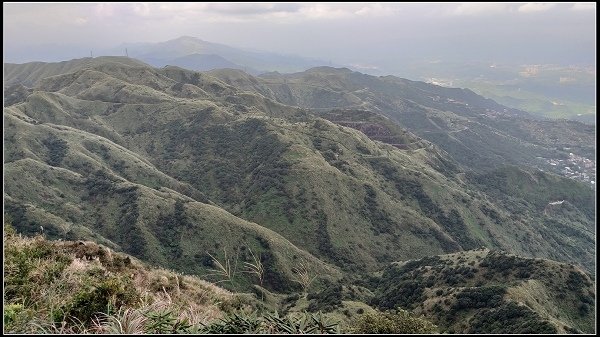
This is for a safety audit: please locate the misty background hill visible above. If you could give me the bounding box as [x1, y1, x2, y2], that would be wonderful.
[6, 35, 594, 124]
[106, 36, 334, 74]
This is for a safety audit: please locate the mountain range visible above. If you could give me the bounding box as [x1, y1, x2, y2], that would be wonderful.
[7, 35, 593, 124]
[3, 56, 595, 333]
[106, 36, 333, 74]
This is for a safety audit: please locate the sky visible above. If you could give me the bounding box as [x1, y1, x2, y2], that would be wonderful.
[3, 2, 597, 70]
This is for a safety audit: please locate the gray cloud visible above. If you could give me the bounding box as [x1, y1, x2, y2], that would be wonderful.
[3, 2, 596, 68]
[202, 3, 302, 15]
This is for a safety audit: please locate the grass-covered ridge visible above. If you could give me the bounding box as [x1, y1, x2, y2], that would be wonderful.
[369, 250, 595, 334]
[4, 57, 594, 276]
[3, 57, 595, 333]
[3, 223, 343, 334]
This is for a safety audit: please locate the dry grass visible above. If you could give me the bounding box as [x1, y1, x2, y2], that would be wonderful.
[291, 259, 317, 295]
[3, 227, 234, 333]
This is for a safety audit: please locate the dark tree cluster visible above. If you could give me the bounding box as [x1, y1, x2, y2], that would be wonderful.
[84, 169, 118, 200]
[42, 134, 68, 167]
[451, 286, 506, 311]
[307, 281, 343, 313]
[479, 251, 539, 278]
[467, 302, 557, 334]
[362, 184, 394, 235]
[259, 249, 299, 293]
[115, 186, 146, 259]
[149, 200, 186, 260]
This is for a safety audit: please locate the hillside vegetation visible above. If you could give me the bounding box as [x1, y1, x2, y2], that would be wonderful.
[3, 57, 595, 333]
[3, 223, 232, 333]
[5, 58, 594, 275]
[4, 225, 443, 334]
[217, 66, 595, 171]
[370, 250, 595, 333]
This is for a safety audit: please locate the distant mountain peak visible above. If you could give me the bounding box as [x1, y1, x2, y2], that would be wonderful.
[305, 66, 354, 74]
[105, 37, 333, 74]
[176, 35, 200, 40]
[168, 36, 206, 43]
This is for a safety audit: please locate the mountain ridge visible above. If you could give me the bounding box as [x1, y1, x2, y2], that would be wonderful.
[3, 57, 595, 334]
[5, 57, 590, 276]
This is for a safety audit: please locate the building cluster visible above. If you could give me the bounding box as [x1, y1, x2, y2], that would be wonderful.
[542, 153, 595, 187]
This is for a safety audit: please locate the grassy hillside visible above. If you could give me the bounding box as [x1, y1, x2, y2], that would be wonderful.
[5, 224, 451, 334]
[3, 224, 359, 334]
[467, 166, 595, 273]
[240, 67, 594, 173]
[369, 250, 595, 334]
[8, 60, 594, 174]
[4, 56, 149, 87]
[3, 111, 339, 293]
[4, 58, 594, 279]
[7, 227, 591, 334]
[3, 57, 596, 334]
[3, 223, 234, 333]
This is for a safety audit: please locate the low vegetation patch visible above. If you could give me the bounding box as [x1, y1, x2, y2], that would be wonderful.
[351, 308, 437, 334]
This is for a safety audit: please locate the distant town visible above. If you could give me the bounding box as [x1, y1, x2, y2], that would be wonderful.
[538, 153, 596, 188]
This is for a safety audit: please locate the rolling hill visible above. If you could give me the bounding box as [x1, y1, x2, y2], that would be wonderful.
[3, 56, 595, 333]
[214, 67, 595, 173]
[5, 57, 595, 274]
[369, 249, 595, 333]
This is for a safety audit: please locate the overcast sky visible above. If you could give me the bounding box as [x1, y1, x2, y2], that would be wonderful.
[3, 2, 597, 68]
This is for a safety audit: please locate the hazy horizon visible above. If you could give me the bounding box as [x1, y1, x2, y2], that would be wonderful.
[4, 2, 596, 75]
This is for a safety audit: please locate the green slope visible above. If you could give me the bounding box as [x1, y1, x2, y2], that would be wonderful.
[208, 67, 595, 174]
[4, 111, 339, 292]
[4, 58, 595, 280]
[3, 224, 236, 333]
[370, 250, 595, 333]
[4, 56, 149, 87]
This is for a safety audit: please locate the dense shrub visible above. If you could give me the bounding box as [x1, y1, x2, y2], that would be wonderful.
[84, 169, 117, 199]
[307, 282, 343, 313]
[479, 251, 539, 277]
[451, 286, 506, 311]
[112, 186, 147, 259]
[148, 199, 185, 260]
[467, 302, 557, 334]
[57, 276, 139, 325]
[260, 250, 299, 293]
[374, 280, 425, 310]
[42, 134, 68, 166]
[352, 309, 437, 334]
[371, 257, 446, 310]
[201, 311, 340, 334]
[362, 184, 394, 234]
[4, 234, 70, 305]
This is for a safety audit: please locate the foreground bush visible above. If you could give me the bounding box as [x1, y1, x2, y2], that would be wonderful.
[201, 310, 340, 334]
[3, 224, 228, 333]
[351, 308, 437, 334]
